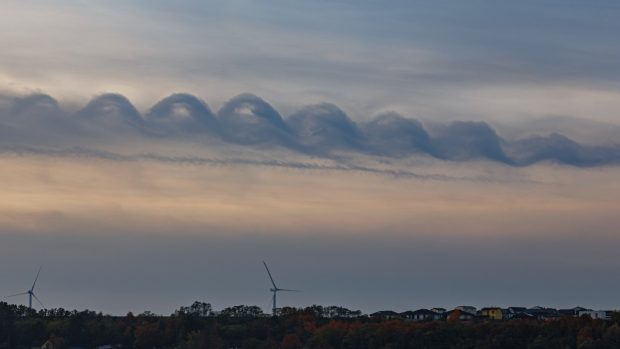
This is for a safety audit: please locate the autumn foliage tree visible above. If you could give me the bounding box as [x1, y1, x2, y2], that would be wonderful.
[1, 301, 620, 349]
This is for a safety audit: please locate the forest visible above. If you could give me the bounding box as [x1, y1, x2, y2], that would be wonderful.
[1, 301, 620, 349]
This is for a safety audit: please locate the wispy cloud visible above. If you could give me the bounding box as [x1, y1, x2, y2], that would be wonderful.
[0, 144, 487, 182]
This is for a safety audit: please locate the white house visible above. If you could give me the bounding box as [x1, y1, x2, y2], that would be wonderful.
[578, 310, 611, 320]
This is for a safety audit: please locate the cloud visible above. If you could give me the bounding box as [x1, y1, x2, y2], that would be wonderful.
[506, 133, 620, 167]
[495, 115, 620, 145]
[10, 93, 61, 117]
[0, 92, 619, 167]
[2, 93, 63, 128]
[287, 103, 362, 152]
[430, 121, 513, 164]
[0, 145, 471, 182]
[361, 112, 434, 157]
[77, 93, 144, 131]
[145, 93, 217, 136]
[216, 93, 296, 147]
[0, 93, 77, 146]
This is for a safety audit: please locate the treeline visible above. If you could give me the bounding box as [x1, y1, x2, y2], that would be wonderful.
[1, 301, 620, 349]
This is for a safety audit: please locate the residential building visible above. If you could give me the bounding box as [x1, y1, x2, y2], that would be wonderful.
[370, 310, 400, 320]
[445, 309, 475, 321]
[578, 310, 611, 320]
[527, 307, 560, 320]
[559, 307, 590, 317]
[455, 306, 477, 314]
[401, 309, 441, 321]
[479, 307, 503, 320]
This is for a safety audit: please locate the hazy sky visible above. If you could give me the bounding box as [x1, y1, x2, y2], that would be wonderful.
[1, 1, 620, 314]
[2, 0, 620, 122]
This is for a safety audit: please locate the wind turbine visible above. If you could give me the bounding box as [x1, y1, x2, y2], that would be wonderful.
[263, 261, 300, 316]
[3, 267, 44, 310]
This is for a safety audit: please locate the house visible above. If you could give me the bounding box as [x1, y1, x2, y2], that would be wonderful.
[370, 310, 400, 320]
[401, 309, 440, 321]
[507, 307, 527, 313]
[504, 307, 528, 320]
[431, 307, 446, 314]
[455, 306, 477, 314]
[559, 307, 590, 317]
[527, 307, 560, 320]
[41, 337, 65, 349]
[578, 310, 611, 320]
[479, 307, 503, 320]
[445, 309, 476, 321]
[512, 312, 537, 320]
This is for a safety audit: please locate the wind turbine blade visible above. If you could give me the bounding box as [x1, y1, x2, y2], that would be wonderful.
[3, 292, 29, 299]
[30, 266, 42, 292]
[278, 288, 302, 293]
[263, 261, 277, 289]
[32, 293, 44, 308]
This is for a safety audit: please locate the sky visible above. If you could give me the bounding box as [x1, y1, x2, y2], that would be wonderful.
[1, 1, 620, 315]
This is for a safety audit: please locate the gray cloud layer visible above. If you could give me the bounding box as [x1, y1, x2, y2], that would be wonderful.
[1, 92, 619, 167]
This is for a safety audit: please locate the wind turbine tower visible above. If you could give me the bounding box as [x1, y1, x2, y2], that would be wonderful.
[263, 261, 300, 316]
[3, 267, 45, 310]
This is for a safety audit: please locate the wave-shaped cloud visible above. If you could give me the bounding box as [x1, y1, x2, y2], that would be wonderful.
[1, 92, 618, 167]
[217, 93, 295, 147]
[11, 93, 61, 118]
[287, 103, 362, 152]
[77, 93, 144, 130]
[431, 121, 513, 164]
[362, 112, 434, 157]
[145, 93, 217, 136]
[506, 133, 620, 167]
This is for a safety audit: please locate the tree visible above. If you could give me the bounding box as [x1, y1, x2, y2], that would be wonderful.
[281, 333, 302, 349]
[178, 331, 207, 349]
[134, 321, 164, 349]
[220, 305, 263, 318]
[176, 302, 213, 318]
[447, 310, 462, 323]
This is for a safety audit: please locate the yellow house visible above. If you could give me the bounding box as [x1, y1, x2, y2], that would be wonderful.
[480, 307, 503, 320]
